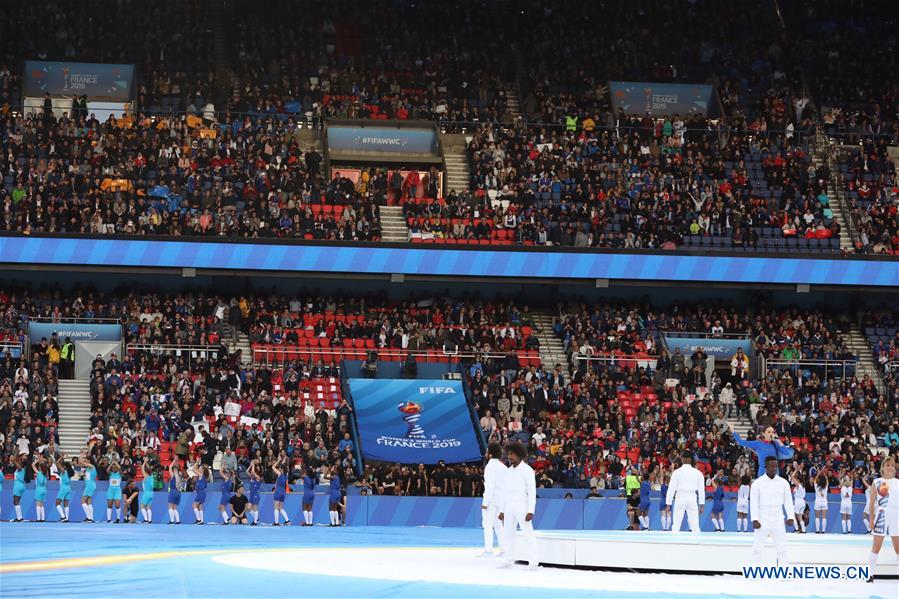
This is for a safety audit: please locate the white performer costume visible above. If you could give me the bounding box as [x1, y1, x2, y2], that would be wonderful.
[813, 484, 828, 510]
[863, 485, 871, 532]
[839, 485, 853, 515]
[736, 484, 751, 532]
[813, 483, 828, 533]
[867, 477, 899, 575]
[871, 477, 899, 537]
[666, 462, 705, 532]
[502, 460, 538, 567]
[750, 472, 793, 564]
[792, 483, 807, 531]
[482, 457, 507, 554]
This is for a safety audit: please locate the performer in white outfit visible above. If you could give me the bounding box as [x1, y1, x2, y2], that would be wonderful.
[499, 442, 538, 568]
[790, 469, 807, 533]
[665, 452, 705, 532]
[481, 443, 507, 556]
[861, 476, 872, 534]
[839, 477, 853, 534]
[750, 456, 794, 564]
[736, 475, 751, 533]
[866, 457, 899, 583]
[813, 473, 829, 533]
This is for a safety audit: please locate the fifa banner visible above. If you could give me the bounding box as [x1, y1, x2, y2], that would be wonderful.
[24, 61, 135, 101]
[609, 81, 714, 116]
[327, 125, 438, 154]
[347, 378, 482, 464]
[662, 335, 752, 360]
[27, 322, 122, 344]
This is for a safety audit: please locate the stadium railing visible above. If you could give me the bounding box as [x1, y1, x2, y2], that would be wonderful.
[760, 357, 858, 380]
[125, 343, 226, 370]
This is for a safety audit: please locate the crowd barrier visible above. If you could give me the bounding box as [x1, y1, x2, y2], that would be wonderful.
[1, 482, 869, 532]
[345, 495, 868, 532]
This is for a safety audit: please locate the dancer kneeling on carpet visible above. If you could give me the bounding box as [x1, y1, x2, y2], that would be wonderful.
[499, 442, 538, 568]
[750, 456, 794, 565]
[229, 484, 249, 525]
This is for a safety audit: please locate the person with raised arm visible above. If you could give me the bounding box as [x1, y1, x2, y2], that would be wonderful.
[729, 423, 794, 477]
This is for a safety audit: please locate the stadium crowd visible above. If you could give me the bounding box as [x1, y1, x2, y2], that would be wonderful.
[0, 0, 894, 255]
[2, 288, 896, 503]
[403, 116, 837, 251]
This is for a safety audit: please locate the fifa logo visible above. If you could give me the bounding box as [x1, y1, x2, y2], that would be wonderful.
[398, 401, 424, 438]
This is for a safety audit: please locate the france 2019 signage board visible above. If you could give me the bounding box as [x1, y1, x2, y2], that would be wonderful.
[24, 61, 135, 100]
[348, 378, 482, 464]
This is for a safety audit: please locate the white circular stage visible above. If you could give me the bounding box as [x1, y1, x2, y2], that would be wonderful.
[213, 541, 893, 598]
[522, 530, 896, 576]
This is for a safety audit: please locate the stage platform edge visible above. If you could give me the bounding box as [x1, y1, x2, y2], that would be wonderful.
[512, 531, 899, 577]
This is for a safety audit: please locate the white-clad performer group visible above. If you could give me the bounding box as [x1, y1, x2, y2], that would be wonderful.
[480, 444, 894, 577]
[664, 451, 794, 563]
[481, 442, 538, 568]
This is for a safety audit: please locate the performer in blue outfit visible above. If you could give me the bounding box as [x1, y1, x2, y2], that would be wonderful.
[638, 472, 652, 530]
[301, 467, 316, 526]
[33, 458, 49, 521]
[75, 456, 97, 522]
[272, 457, 290, 526]
[106, 462, 123, 523]
[218, 469, 233, 525]
[328, 466, 342, 527]
[167, 462, 183, 524]
[710, 474, 725, 531]
[659, 472, 671, 531]
[140, 462, 155, 523]
[192, 465, 208, 524]
[55, 454, 73, 522]
[247, 459, 263, 525]
[729, 423, 794, 477]
[12, 455, 27, 521]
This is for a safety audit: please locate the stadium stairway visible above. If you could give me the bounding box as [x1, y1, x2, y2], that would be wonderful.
[57, 379, 92, 455]
[532, 311, 566, 370]
[506, 85, 522, 121]
[814, 131, 854, 253]
[847, 325, 887, 396]
[440, 133, 471, 194]
[380, 205, 410, 242]
[237, 332, 253, 365]
[209, 0, 228, 75]
[730, 415, 753, 436]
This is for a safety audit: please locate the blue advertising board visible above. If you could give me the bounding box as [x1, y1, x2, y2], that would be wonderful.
[328, 125, 437, 154]
[0, 482, 868, 531]
[24, 61, 134, 100]
[610, 81, 714, 116]
[348, 378, 482, 464]
[27, 321, 122, 344]
[663, 335, 753, 359]
[1, 237, 898, 287]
